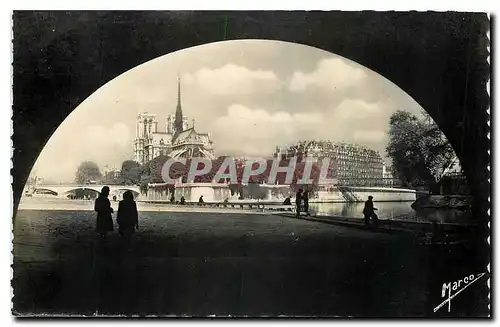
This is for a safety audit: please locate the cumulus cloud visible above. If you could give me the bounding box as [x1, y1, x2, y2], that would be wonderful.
[208, 99, 395, 159]
[211, 104, 324, 156]
[183, 64, 281, 95]
[289, 57, 368, 92]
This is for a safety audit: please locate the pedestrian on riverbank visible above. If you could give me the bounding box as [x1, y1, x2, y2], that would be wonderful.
[199, 195, 204, 205]
[180, 196, 186, 205]
[363, 195, 379, 226]
[117, 190, 139, 250]
[295, 189, 303, 217]
[94, 186, 114, 238]
[303, 190, 310, 215]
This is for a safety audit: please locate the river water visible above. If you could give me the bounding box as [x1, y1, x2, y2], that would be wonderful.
[309, 202, 472, 224]
[17, 197, 472, 224]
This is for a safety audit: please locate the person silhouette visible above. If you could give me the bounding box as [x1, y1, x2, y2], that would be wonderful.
[363, 195, 379, 226]
[117, 190, 139, 250]
[180, 196, 186, 205]
[303, 190, 310, 215]
[198, 195, 204, 204]
[295, 189, 303, 217]
[94, 186, 114, 238]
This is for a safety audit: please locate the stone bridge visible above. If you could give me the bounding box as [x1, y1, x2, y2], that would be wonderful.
[30, 184, 141, 199]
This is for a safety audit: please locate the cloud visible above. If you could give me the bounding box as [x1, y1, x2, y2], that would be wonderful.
[32, 123, 131, 182]
[80, 123, 131, 158]
[183, 64, 281, 95]
[211, 104, 324, 156]
[353, 130, 386, 143]
[332, 99, 383, 120]
[289, 57, 368, 92]
[210, 100, 392, 158]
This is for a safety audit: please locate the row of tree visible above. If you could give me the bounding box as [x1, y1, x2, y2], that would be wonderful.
[136, 155, 335, 194]
[75, 160, 141, 185]
[75, 155, 336, 195]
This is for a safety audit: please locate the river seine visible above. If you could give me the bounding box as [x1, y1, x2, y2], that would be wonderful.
[17, 197, 472, 224]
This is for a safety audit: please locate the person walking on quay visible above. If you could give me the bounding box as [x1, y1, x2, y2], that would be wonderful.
[363, 195, 379, 226]
[198, 195, 204, 205]
[295, 189, 303, 217]
[303, 190, 310, 215]
[94, 186, 114, 239]
[117, 190, 139, 250]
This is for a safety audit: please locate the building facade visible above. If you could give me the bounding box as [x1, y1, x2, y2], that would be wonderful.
[133, 78, 215, 164]
[382, 163, 395, 186]
[273, 140, 384, 186]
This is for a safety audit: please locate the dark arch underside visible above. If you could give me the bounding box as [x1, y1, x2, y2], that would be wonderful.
[13, 11, 488, 221]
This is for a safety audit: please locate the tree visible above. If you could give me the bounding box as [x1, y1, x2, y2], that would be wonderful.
[101, 171, 120, 185]
[386, 110, 456, 188]
[245, 181, 267, 199]
[137, 155, 173, 194]
[139, 174, 152, 195]
[75, 161, 102, 184]
[134, 155, 334, 197]
[148, 155, 171, 183]
[120, 160, 141, 185]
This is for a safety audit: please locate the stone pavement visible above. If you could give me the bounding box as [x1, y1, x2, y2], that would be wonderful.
[12, 210, 487, 317]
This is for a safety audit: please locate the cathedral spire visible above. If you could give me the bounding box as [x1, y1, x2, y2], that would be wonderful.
[174, 76, 184, 138]
[177, 76, 181, 108]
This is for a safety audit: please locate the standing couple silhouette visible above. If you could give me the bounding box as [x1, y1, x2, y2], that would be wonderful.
[94, 186, 139, 249]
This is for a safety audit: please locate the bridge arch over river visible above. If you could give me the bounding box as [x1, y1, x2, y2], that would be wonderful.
[29, 185, 141, 199]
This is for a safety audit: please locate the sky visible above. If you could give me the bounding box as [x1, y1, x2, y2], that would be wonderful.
[29, 39, 426, 183]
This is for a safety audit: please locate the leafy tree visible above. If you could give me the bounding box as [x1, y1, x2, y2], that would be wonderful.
[245, 181, 267, 199]
[137, 155, 173, 194]
[139, 174, 152, 195]
[120, 160, 141, 185]
[101, 171, 120, 185]
[75, 161, 102, 184]
[135, 154, 334, 197]
[386, 110, 456, 188]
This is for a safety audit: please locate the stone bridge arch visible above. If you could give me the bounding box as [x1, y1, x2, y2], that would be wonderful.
[62, 187, 101, 199]
[112, 188, 141, 199]
[29, 185, 141, 199]
[31, 187, 59, 197]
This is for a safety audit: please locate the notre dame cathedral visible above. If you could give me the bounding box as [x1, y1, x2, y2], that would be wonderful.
[133, 78, 215, 164]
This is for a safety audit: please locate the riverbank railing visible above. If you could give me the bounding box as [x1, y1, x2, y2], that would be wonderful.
[139, 200, 296, 212]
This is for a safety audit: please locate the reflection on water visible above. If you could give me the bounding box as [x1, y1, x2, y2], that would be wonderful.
[19, 197, 97, 211]
[310, 202, 414, 220]
[19, 197, 472, 224]
[309, 202, 472, 224]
